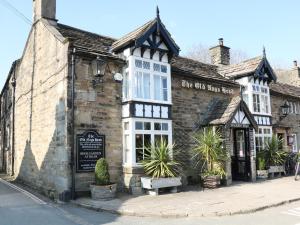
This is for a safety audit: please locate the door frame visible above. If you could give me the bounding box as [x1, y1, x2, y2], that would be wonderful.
[232, 128, 251, 181]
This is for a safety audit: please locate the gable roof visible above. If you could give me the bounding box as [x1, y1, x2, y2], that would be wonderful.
[201, 96, 258, 129]
[171, 56, 238, 85]
[270, 82, 300, 99]
[218, 55, 277, 82]
[111, 17, 180, 55]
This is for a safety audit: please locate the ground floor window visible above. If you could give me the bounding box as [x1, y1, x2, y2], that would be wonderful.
[289, 133, 298, 152]
[254, 126, 272, 152]
[122, 118, 172, 166]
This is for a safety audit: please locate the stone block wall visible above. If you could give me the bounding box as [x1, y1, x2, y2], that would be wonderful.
[171, 73, 239, 183]
[270, 92, 300, 151]
[12, 20, 70, 198]
[72, 56, 123, 192]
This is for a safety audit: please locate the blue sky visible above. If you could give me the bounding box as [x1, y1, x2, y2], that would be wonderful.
[1, 0, 299, 88]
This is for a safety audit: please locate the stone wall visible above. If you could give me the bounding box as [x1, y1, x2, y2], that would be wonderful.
[271, 92, 300, 151]
[72, 55, 123, 192]
[171, 73, 239, 183]
[12, 20, 70, 198]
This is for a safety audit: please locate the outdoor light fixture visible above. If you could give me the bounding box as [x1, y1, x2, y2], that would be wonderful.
[92, 56, 107, 87]
[280, 101, 290, 118]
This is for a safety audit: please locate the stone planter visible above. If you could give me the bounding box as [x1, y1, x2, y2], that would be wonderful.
[90, 183, 117, 200]
[141, 177, 182, 196]
[268, 166, 286, 178]
[201, 175, 221, 189]
[256, 170, 268, 179]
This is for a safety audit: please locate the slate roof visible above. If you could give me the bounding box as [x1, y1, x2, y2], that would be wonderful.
[111, 18, 180, 54]
[201, 96, 257, 129]
[218, 56, 263, 78]
[171, 56, 238, 85]
[270, 82, 300, 99]
[56, 23, 117, 54]
[111, 19, 156, 52]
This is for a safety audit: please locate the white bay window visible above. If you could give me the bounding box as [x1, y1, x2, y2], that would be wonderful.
[123, 118, 172, 166]
[122, 56, 171, 104]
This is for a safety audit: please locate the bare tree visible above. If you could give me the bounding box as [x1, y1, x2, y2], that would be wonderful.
[185, 43, 248, 65]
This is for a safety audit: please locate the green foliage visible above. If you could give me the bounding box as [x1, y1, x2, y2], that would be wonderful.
[142, 141, 181, 178]
[192, 127, 228, 178]
[95, 158, 110, 185]
[260, 135, 288, 167]
[256, 153, 266, 170]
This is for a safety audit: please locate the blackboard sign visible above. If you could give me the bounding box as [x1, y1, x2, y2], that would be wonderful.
[76, 130, 105, 172]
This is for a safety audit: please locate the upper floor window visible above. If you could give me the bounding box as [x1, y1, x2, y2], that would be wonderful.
[252, 84, 269, 114]
[123, 57, 171, 103]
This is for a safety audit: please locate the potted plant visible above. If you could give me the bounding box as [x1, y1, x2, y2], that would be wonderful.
[141, 141, 182, 196]
[256, 153, 268, 179]
[90, 158, 117, 200]
[192, 127, 228, 188]
[260, 135, 288, 177]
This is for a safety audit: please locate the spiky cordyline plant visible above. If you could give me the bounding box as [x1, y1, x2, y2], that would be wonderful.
[192, 127, 228, 177]
[142, 141, 181, 178]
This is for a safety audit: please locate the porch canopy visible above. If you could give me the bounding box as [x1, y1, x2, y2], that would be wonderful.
[201, 96, 258, 130]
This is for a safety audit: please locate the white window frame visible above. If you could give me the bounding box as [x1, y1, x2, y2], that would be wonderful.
[254, 126, 272, 152]
[122, 55, 172, 105]
[122, 118, 172, 167]
[291, 133, 298, 152]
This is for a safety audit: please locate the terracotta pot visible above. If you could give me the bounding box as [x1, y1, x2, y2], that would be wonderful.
[201, 175, 221, 189]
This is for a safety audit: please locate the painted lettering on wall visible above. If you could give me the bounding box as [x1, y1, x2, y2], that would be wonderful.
[181, 80, 234, 95]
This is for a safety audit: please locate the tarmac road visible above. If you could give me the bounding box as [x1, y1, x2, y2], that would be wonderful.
[1, 178, 300, 225]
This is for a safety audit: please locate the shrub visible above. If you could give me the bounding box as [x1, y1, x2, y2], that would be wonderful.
[142, 141, 181, 178]
[192, 127, 228, 178]
[95, 158, 110, 185]
[257, 154, 266, 170]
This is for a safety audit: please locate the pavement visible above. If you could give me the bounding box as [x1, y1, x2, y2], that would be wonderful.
[73, 176, 300, 218]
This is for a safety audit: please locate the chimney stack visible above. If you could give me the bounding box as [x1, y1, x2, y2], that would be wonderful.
[33, 0, 56, 22]
[293, 60, 298, 68]
[209, 38, 230, 66]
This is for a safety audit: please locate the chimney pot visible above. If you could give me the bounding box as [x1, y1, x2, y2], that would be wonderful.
[293, 60, 298, 67]
[218, 38, 224, 46]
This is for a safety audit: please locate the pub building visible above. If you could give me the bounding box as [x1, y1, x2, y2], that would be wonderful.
[1, 0, 300, 199]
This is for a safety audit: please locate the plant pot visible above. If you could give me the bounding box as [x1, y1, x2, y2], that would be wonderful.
[141, 177, 182, 189]
[201, 175, 221, 189]
[256, 170, 268, 179]
[90, 183, 117, 200]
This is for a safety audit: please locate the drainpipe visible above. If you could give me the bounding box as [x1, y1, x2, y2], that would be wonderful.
[11, 63, 16, 176]
[70, 47, 76, 200]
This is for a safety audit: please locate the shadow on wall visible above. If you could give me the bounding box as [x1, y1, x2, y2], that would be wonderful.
[17, 98, 70, 199]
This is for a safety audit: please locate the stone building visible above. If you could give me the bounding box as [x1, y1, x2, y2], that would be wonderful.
[1, 0, 300, 199]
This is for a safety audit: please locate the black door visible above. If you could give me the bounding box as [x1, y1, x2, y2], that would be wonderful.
[232, 128, 251, 181]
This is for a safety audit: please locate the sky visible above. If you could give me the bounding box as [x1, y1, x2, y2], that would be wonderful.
[0, 0, 300, 89]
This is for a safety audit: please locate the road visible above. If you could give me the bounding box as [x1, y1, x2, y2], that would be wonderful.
[1, 178, 300, 225]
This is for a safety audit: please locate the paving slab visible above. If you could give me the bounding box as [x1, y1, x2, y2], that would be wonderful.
[73, 177, 300, 218]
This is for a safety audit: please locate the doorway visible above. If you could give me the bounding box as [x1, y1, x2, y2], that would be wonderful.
[232, 128, 251, 181]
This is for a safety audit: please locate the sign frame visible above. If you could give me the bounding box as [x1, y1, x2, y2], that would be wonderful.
[76, 130, 105, 173]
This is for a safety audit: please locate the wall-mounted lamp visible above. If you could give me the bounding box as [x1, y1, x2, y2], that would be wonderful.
[92, 56, 107, 87]
[280, 101, 290, 119]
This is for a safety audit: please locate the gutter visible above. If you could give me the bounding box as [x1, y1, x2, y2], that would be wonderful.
[70, 47, 76, 200]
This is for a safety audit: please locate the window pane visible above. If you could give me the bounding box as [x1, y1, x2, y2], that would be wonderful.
[144, 134, 151, 148]
[135, 122, 143, 130]
[135, 59, 142, 68]
[144, 122, 151, 130]
[135, 134, 143, 148]
[136, 149, 143, 163]
[154, 63, 160, 72]
[163, 89, 168, 101]
[143, 73, 150, 99]
[162, 135, 168, 145]
[143, 61, 150, 70]
[135, 72, 143, 98]
[162, 123, 168, 131]
[154, 123, 161, 130]
[154, 75, 161, 100]
[154, 135, 161, 146]
[161, 65, 167, 73]
[162, 77, 167, 88]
